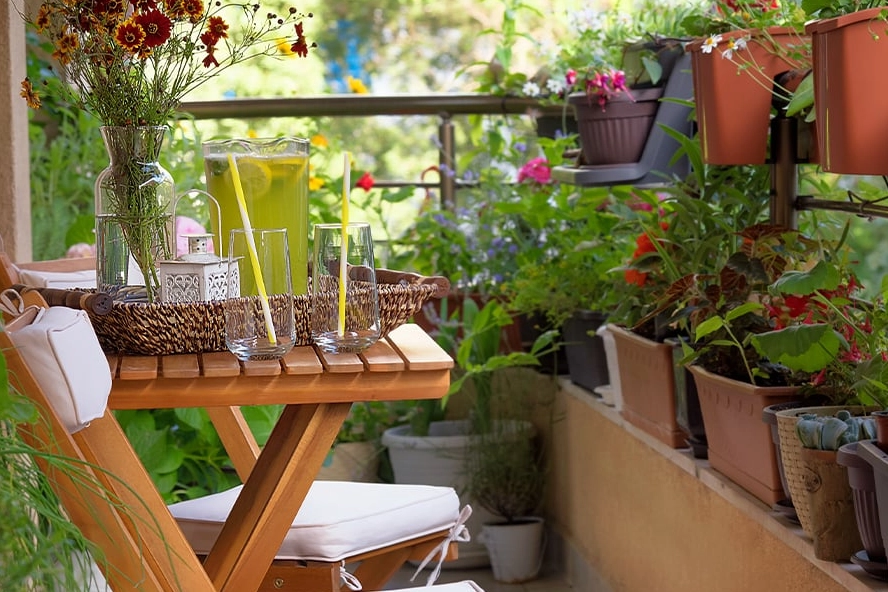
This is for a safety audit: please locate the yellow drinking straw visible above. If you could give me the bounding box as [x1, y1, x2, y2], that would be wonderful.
[227, 153, 277, 345]
[338, 153, 350, 337]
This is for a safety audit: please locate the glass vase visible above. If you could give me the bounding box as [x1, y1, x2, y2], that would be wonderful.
[95, 126, 175, 303]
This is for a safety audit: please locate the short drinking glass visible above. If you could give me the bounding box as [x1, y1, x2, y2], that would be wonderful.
[224, 228, 295, 361]
[311, 222, 380, 353]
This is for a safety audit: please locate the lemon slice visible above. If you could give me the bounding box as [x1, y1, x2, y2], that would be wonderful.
[232, 156, 272, 198]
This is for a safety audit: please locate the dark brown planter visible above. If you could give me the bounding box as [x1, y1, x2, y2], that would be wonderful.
[838, 441, 885, 562]
[667, 338, 706, 459]
[568, 87, 664, 166]
[609, 325, 685, 448]
[807, 8, 888, 175]
[561, 310, 609, 393]
[690, 365, 798, 506]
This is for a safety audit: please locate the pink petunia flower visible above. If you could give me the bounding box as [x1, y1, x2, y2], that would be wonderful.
[517, 157, 552, 184]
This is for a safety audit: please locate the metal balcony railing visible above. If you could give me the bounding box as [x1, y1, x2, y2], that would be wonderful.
[179, 93, 571, 208]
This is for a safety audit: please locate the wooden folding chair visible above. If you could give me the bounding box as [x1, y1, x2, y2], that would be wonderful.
[0, 283, 467, 591]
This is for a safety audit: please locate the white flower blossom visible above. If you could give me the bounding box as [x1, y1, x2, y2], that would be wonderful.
[522, 81, 542, 97]
[546, 78, 566, 95]
[701, 35, 722, 54]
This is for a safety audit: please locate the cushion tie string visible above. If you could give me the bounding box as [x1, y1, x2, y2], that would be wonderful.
[339, 562, 362, 591]
[411, 504, 473, 586]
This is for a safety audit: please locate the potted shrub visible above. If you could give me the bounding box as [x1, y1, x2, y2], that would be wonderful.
[667, 224, 888, 505]
[468, 411, 547, 584]
[381, 299, 557, 568]
[604, 152, 771, 449]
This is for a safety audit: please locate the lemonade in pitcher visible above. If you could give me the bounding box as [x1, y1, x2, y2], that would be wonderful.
[203, 138, 309, 295]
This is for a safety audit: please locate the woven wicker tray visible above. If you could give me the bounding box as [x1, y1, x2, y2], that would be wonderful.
[85, 269, 449, 355]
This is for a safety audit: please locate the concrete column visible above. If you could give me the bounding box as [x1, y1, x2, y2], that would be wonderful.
[0, 4, 31, 262]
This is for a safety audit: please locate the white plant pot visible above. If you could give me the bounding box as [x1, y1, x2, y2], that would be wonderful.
[381, 419, 534, 569]
[479, 516, 545, 583]
[596, 324, 623, 411]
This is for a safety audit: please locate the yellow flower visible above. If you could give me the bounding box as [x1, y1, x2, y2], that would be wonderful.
[347, 76, 369, 94]
[247, 129, 258, 138]
[311, 134, 329, 148]
[276, 38, 295, 56]
[309, 176, 325, 191]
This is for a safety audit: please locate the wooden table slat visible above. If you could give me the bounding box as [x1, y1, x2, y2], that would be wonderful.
[161, 354, 200, 379]
[360, 339, 406, 372]
[316, 349, 365, 373]
[201, 352, 242, 378]
[386, 324, 454, 371]
[118, 355, 159, 380]
[281, 346, 324, 375]
[242, 358, 284, 377]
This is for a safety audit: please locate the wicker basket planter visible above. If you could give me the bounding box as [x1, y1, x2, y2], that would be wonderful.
[775, 405, 878, 536]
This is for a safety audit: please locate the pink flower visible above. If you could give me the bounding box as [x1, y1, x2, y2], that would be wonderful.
[65, 242, 95, 258]
[517, 157, 551, 184]
[565, 69, 577, 87]
[176, 216, 212, 257]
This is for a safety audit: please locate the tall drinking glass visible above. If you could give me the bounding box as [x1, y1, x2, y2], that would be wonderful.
[203, 137, 309, 295]
[311, 223, 380, 353]
[224, 228, 295, 361]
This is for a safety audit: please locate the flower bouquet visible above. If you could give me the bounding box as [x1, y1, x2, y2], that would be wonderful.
[20, 1, 315, 301]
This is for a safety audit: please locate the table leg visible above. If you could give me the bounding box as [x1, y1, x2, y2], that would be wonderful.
[202, 402, 351, 592]
[206, 406, 261, 482]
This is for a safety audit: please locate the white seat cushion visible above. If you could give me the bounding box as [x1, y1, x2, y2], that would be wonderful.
[168, 480, 460, 562]
[386, 582, 484, 592]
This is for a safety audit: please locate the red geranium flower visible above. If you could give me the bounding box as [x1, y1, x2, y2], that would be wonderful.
[356, 172, 375, 191]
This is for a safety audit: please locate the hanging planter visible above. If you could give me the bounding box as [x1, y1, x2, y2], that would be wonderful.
[806, 8, 888, 175]
[688, 27, 810, 165]
[568, 88, 664, 166]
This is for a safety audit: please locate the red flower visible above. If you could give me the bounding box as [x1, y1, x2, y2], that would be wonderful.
[356, 172, 375, 191]
[290, 22, 310, 57]
[205, 16, 230, 43]
[133, 10, 172, 51]
[624, 269, 648, 287]
[115, 20, 146, 53]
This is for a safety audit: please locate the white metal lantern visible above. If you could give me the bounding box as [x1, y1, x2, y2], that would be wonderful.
[159, 193, 239, 303]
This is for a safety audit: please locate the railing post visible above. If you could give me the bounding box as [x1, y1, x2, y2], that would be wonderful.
[438, 113, 456, 210]
[769, 115, 798, 230]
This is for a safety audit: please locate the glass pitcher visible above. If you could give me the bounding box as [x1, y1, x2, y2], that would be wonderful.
[202, 137, 310, 295]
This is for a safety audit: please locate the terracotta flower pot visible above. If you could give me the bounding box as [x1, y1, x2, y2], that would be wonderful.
[806, 8, 888, 175]
[689, 365, 798, 506]
[609, 325, 685, 448]
[688, 27, 809, 165]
